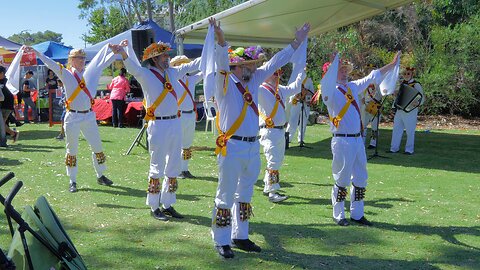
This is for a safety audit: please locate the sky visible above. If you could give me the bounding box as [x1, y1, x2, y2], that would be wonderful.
[1, 0, 89, 48]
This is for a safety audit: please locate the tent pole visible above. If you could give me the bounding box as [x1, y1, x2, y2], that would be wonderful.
[177, 35, 184, 56]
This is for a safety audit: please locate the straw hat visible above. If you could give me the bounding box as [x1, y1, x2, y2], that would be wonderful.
[68, 49, 86, 59]
[142, 42, 171, 62]
[228, 46, 266, 66]
[340, 59, 354, 74]
[170, 55, 191, 67]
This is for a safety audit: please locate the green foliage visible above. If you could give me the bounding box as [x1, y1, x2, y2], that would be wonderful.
[84, 6, 131, 44]
[8, 30, 63, 45]
[421, 14, 480, 116]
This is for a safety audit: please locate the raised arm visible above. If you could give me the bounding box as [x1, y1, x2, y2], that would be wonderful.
[210, 18, 230, 98]
[172, 57, 201, 78]
[84, 44, 116, 78]
[30, 47, 65, 80]
[188, 72, 203, 85]
[283, 72, 306, 97]
[255, 23, 310, 84]
[111, 40, 144, 79]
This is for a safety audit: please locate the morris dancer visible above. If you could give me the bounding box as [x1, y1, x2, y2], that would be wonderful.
[170, 55, 203, 179]
[286, 77, 314, 144]
[258, 68, 305, 203]
[31, 45, 116, 193]
[321, 52, 400, 227]
[389, 67, 424, 155]
[361, 64, 382, 149]
[112, 40, 200, 221]
[208, 18, 310, 258]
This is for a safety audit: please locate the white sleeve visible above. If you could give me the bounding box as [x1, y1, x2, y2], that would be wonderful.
[172, 58, 201, 79]
[215, 43, 230, 98]
[254, 45, 294, 86]
[415, 83, 425, 105]
[282, 72, 305, 97]
[350, 70, 381, 96]
[34, 50, 65, 81]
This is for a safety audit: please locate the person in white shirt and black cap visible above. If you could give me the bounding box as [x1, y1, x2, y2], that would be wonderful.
[321, 51, 400, 227]
[208, 17, 310, 259]
[111, 39, 201, 221]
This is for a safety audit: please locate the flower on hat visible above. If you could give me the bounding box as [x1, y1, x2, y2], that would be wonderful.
[229, 46, 266, 65]
[142, 42, 171, 62]
[322, 62, 331, 74]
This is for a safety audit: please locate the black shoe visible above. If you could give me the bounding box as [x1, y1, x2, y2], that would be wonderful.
[15, 122, 23, 127]
[161, 206, 184, 219]
[262, 192, 269, 196]
[350, 216, 373, 226]
[178, 171, 186, 179]
[333, 218, 350, 226]
[215, 245, 234, 258]
[183, 170, 196, 178]
[151, 208, 169, 221]
[367, 145, 376, 149]
[386, 150, 398, 153]
[403, 151, 413, 155]
[69, 183, 77, 193]
[97, 175, 113, 186]
[232, 239, 261, 252]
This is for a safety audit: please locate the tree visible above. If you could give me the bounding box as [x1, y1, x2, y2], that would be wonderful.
[8, 30, 63, 45]
[83, 6, 131, 44]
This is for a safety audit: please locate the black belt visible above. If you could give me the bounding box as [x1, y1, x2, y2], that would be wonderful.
[155, 114, 178, 120]
[69, 108, 92, 114]
[230, 135, 260, 142]
[333, 133, 361, 137]
[259, 124, 286, 130]
[181, 109, 194, 114]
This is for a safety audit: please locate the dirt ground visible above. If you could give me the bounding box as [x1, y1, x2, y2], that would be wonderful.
[384, 115, 480, 130]
[315, 114, 480, 131]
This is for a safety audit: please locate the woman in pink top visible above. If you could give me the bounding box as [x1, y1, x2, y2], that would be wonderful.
[107, 68, 130, 127]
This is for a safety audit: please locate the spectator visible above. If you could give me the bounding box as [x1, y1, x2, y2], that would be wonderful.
[107, 68, 130, 128]
[45, 69, 58, 92]
[21, 70, 38, 123]
[56, 79, 66, 140]
[0, 66, 19, 147]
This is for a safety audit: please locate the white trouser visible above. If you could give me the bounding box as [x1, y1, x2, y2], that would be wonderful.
[390, 109, 418, 153]
[330, 136, 368, 220]
[180, 112, 196, 171]
[259, 128, 285, 192]
[362, 111, 380, 147]
[146, 118, 182, 209]
[297, 104, 310, 142]
[211, 139, 261, 246]
[64, 111, 106, 183]
[286, 103, 301, 141]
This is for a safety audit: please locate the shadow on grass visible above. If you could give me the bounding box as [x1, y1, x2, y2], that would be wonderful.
[287, 128, 480, 174]
[13, 129, 59, 140]
[0, 143, 63, 153]
[0, 157, 22, 168]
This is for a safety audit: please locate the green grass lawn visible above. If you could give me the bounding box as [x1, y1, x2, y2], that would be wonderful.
[0, 122, 479, 269]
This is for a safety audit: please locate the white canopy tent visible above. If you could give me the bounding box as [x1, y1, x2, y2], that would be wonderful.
[175, 0, 413, 48]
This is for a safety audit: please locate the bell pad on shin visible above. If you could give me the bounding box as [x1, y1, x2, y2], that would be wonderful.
[95, 152, 106, 164]
[214, 207, 232, 227]
[168, 177, 178, 193]
[147, 178, 160, 194]
[65, 154, 77, 167]
[267, 169, 280, 185]
[182, 148, 192, 160]
[239, 202, 254, 221]
[353, 185, 366, 201]
[336, 185, 348, 202]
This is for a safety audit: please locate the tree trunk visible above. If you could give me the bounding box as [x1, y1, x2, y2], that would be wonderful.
[130, 0, 143, 23]
[146, 0, 153, 21]
[168, 0, 175, 33]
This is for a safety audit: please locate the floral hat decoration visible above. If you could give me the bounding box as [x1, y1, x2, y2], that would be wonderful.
[228, 46, 266, 66]
[142, 42, 172, 62]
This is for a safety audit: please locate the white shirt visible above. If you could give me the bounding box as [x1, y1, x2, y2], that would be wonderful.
[178, 73, 203, 111]
[123, 45, 200, 117]
[323, 70, 382, 134]
[258, 72, 304, 127]
[36, 44, 115, 111]
[214, 43, 294, 137]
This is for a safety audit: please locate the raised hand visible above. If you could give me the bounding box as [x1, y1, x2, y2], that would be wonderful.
[119, 39, 128, 47]
[295, 23, 311, 43]
[209, 17, 225, 46]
